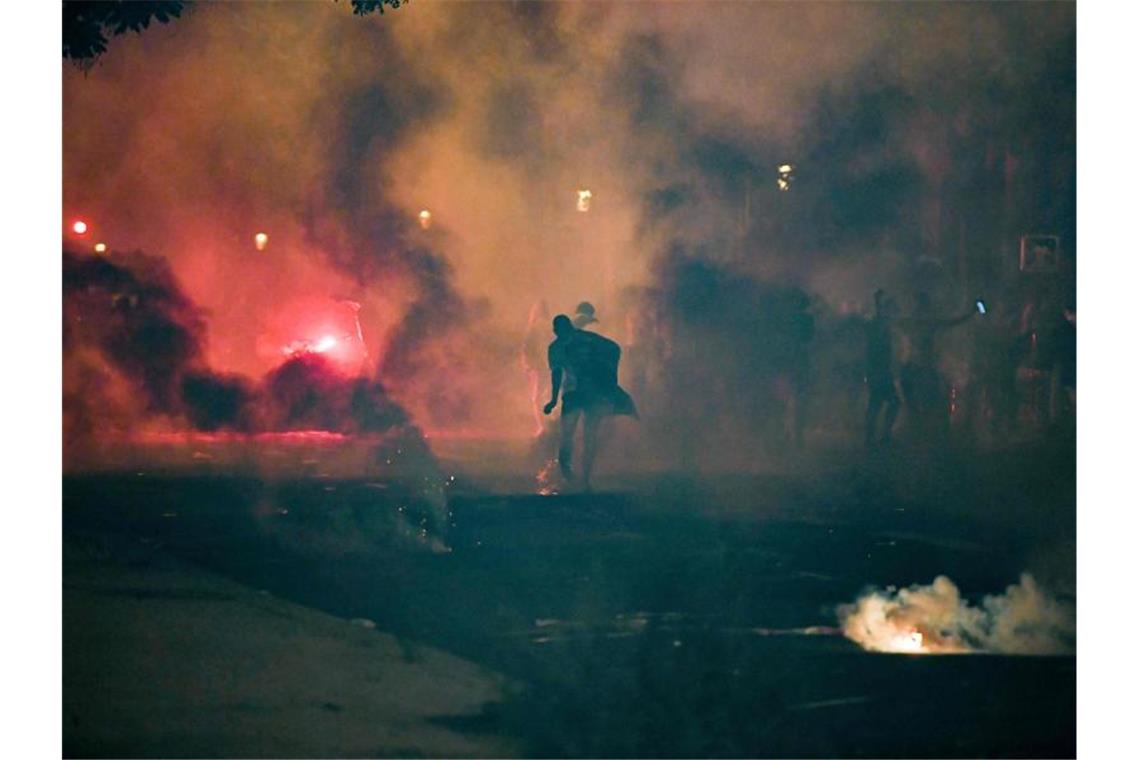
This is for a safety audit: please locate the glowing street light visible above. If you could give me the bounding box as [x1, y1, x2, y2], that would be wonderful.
[254, 232, 269, 251]
[418, 209, 432, 230]
[576, 189, 592, 213]
[72, 220, 89, 235]
[777, 163, 795, 192]
[93, 242, 107, 254]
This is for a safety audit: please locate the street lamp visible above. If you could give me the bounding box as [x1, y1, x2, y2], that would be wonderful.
[777, 163, 795, 192]
[576, 189, 592, 213]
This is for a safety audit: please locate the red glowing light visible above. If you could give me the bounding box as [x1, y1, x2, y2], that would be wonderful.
[72, 220, 89, 235]
[278, 332, 348, 364]
[281, 333, 342, 359]
[260, 296, 369, 374]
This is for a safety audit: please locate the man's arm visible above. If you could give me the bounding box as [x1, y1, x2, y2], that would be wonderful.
[544, 369, 562, 415]
[934, 309, 977, 330]
[897, 308, 976, 332]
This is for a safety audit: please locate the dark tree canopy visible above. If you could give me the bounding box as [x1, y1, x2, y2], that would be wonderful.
[63, 1, 186, 62]
[63, 0, 407, 63]
[349, 0, 406, 16]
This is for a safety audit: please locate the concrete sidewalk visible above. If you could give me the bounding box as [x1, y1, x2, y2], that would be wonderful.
[63, 534, 516, 758]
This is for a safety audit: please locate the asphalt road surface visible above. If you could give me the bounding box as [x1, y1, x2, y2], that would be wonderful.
[63, 441, 1075, 757]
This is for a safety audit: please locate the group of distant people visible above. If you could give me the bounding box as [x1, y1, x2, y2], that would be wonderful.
[864, 289, 976, 446]
[523, 285, 1073, 487]
[863, 288, 1075, 448]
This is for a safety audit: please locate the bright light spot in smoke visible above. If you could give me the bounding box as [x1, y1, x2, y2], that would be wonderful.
[254, 232, 269, 251]
[577, 189, 592, 212]
[281, 334, 340, 358]
[418, 209, 432, 229]
[72, 220, 88, 235]
[838, 574, 1075, 656]
[777, 163, 795, 192]
[93, 243, 107, 254]
[891, 630, 925, 653]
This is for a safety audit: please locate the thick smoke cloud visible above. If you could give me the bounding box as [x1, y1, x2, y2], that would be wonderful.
[63, 249, 206, 415]
[260, 353, 409, 434]
[838, 574, 1075, 655]
[623, 250, 816, 469]
[63, 2, 1074, 453]
[63, 249, 421, 456]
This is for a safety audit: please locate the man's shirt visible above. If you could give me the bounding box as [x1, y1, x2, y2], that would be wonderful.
[549, 330, 621, 394]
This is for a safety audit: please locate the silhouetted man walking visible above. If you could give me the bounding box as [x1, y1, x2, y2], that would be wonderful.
[544, 315, 636, 488]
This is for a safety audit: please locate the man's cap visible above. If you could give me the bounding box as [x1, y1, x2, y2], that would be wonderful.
[573, 301, 598, 325]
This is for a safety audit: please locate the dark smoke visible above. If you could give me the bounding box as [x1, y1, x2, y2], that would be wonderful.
[298, 138, 498, 430]
[293, 47, 498, 428]
[299, 208, 500, 428]
[261, 354, 408, 434]
[63, 249, 206, 414]
[601, 5, 1074, 470]
[377, 246, 494, 426]
[63, 248, 422, 447]
[61, 2, 1075, 449]
[180, 371, 256, 432]
[634, 249, 817, 469]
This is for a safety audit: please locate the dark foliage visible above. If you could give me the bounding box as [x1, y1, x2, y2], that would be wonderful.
[63, 1, 185, 61]
[64, 1, 408, 62]
[348, 0, 407, 16]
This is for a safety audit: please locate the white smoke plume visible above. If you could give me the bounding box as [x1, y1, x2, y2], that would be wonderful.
[838, 574, 1074, 655]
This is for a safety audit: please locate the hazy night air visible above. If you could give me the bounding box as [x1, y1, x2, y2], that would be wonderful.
[63, 0, 1073, 445]
[62, 2, 1076, 756]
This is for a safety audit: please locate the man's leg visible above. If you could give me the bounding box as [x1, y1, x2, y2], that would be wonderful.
[882, 387, 900, 442]
[559, 407, 581, 479]
[581, 409, 606, 488]
[865, 388, 883, 446]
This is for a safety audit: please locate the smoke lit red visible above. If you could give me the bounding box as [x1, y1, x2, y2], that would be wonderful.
[261, 296, 368, 375]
